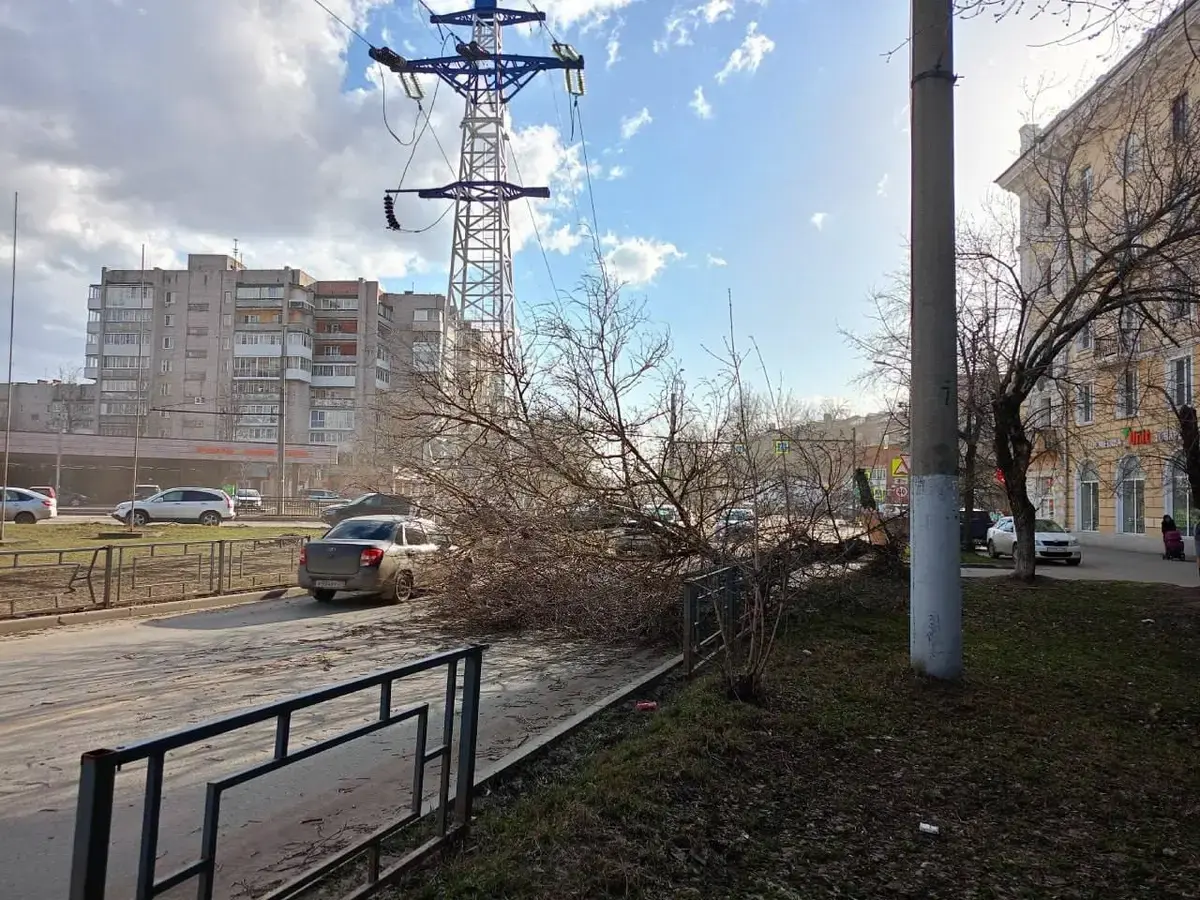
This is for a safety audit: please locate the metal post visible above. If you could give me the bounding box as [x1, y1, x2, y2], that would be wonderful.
[0, 192, 17, 541]
[909, 0, 962, 679]
[127, 244, 147, 533]
[436, 659, 458, 835]
[453, 646, 483, 828]
[69, 749, 119, 900]
[682, 581, 695, 677]
[276, 318, 288, 515]
[55, 426, 64, 497]
[101, 545, 113, 608]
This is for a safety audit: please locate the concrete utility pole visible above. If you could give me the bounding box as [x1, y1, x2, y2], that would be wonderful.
[909, 0, 962, 679]
[276, 319, 288, 512]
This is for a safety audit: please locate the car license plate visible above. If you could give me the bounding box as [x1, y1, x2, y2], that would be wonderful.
[314, 580, 344, 589]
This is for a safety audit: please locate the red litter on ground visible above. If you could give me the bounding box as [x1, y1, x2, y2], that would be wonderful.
[634, 700, 658, 712]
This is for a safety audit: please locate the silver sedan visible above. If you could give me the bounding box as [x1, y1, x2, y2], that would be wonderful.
[2, 488, 57, 524]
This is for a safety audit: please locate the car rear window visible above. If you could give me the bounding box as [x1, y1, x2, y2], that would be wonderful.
[325, 519, 398, 541]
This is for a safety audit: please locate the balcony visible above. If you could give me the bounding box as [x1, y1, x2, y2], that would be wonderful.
[88, 286, 103, 310]
[312, 397, 355, 408]
[285, 365, 312, 383]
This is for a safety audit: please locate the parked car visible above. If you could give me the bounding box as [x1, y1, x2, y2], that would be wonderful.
[2, 487, 56, 523]
[299, 515, 443, 603]
[58, 491, 90, 507]
[565, 500, 627, 531]
[112, 487, 235, 526]
[986, 517, 1081, 565]
[26, 486, 58, 516]
[961, 508, 997, 546]
[134, 484, 161, 501]
[714, 507, 756, 543]
[305, 489, 347, 506]
[320, 493, 415, 525]
[234, 488, 264, 511]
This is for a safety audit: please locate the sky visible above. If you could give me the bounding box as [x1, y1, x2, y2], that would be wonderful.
[0, 0, 1155, 408]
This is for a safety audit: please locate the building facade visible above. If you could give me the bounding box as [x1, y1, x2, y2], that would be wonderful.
[0, 380, 96, 435]
[84, 254, 454, 466]
[996, 2, 1200, 552]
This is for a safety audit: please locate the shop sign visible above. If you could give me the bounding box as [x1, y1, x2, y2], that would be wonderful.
[1124, 427, 1153, 446]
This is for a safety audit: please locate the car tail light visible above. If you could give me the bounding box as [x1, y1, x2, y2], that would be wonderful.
[41, 500, 52, 508]
[299, 546, 307, 565]
[359, 547, 384, 567]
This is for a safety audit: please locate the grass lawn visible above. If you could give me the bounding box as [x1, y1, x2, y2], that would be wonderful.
[0, 521, 323, 553]
[393, 576, 1200, 899]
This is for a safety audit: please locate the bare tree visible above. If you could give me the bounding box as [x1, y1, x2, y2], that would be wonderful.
[967, 31, 1200, 577]
[842, 261, 1012, 549]
[374, 265, 873, 700]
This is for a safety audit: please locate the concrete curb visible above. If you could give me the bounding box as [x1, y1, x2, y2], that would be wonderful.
[0, 586, 310, 636]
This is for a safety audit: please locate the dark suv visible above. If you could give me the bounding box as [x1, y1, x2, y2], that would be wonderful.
[961, 508, 996, 546]
[321, 493, 415, 525]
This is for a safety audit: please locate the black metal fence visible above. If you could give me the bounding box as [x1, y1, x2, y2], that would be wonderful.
[681, 566, 747, 677]
[238, 497, 334, 520]
[69, 645, 486, 900]
[0, 535, 309, 618]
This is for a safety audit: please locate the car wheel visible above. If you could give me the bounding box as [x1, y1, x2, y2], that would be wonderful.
[131, 510, 150, 527]
[313, 589, 336, 603]
[1065, 558, 1081, 567]
[391, 570, 414, 604]
[198, 510, 221, 527]
[14, 511, 35, 525]
[987, 540, 999, 559]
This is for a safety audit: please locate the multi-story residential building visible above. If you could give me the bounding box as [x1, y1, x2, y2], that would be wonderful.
[0, 380, 97, 434]
[84, 254, 454, 464]
[996, 1, 1200, 552]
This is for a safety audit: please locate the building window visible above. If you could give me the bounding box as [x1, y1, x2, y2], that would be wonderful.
[160, 359, 172, 374]
[1116, 455, 1146, 534]
[165, 291, 179, 305]
[86, 332, 98, 346]
[1116, 368, 1138, 418]
[1117, 308, 1139, 353]
[1167, 455, 1198, 536]
[186, 349, 209, 359]
[1035, 475, 1055, 520]
[1172, 92, 1189, 142]
[224, 290, 232, 305]
[1077, 462, 1100, 532]
[221, 313, 232, 328]
[1122, 132, 1140, 174]
[412, 341, 439, 373]
[1075, 383, 1094, 424]
[221, 337, 231, 350]
[160, 383, 171, 396]
[187, 302, 210, 313]
[1169, 354, 1193, 408]
[413, 309, 430, 322]
[1079, 165, 1093, 205]
[1076, 320, 1094, 351]
[187, 326, 209, 337]
[162, 336, 175, 350]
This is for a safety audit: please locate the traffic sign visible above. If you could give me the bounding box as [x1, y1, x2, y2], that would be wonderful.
[890, 454, 910, 477]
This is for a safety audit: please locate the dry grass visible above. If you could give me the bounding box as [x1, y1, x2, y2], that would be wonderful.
[387, 575, 1200, 899]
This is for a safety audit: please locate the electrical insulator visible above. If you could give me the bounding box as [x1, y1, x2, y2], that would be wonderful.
[383, 194, 401, 231]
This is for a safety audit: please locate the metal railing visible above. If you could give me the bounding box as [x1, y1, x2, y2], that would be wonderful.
[682, 566, 746, 677]
[0, 536, 308, 619]
[69, 645, 486, 900]
[238, 496, 336, 519]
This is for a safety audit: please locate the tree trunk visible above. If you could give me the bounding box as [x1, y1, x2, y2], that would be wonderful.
[993, 397, 1038, 581]
[1178, 406, 1200, 537]
[961, 429, 977, 551]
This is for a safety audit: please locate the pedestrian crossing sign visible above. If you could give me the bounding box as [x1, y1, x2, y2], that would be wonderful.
[890, 455, 910, 477]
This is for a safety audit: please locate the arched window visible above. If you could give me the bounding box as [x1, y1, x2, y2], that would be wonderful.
[1165, 454, 1197, 535]
[1077, 462, 1100, 532]
[1116, 455, 1145, 534]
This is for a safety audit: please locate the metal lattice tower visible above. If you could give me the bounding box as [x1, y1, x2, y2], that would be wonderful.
[372, 0, 584, 350]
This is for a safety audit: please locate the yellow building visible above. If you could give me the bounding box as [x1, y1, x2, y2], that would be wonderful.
[996, 2, 1200, 553]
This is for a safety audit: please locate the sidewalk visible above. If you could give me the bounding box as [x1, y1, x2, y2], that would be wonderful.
[963, 547, 1198, 586]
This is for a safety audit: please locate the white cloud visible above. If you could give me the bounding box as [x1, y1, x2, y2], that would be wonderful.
[653, 0, 738, 53]
[620, 107, 653, 140]
[606, 36, 621, 68]
[601, 234, 684, 284]
[876, 173, 890, 197]
[689, 86, 714, 119]
[707, 254, 728, 267]
[0, 0, 594, 378]
[810, 212, 828, 231]
[715, 22, 775, 83]
[607, 165, 628, 180]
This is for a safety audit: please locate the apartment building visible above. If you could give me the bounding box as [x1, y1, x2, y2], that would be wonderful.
[0, 380, 96, 434]
[996, 2, 1200, 551]
[85, 254, 453, 456]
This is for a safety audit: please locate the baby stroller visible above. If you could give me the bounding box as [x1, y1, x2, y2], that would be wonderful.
[1163, 529, 1186, 561]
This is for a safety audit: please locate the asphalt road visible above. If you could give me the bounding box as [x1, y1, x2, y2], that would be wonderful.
[0, 595, 666, 899]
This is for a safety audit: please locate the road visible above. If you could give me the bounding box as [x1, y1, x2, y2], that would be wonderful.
[0, 594, 666, 899]
[964, 546, 1199, 586]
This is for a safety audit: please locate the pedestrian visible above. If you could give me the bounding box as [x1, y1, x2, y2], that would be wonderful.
[1163, 513, 1177, 536]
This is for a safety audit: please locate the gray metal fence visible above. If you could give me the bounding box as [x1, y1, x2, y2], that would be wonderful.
[682, 566, 746, 677]
[0, 536, 309, 619]
[69, 645, 486, 900]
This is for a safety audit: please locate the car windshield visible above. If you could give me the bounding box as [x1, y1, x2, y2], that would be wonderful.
[237, 490, 260, 498]
[1035, 519, 1066, 533]
[324, 519, 397, 541]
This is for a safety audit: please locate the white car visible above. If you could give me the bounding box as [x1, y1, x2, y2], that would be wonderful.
[113, 487, 236, 527]
[2, 487, 57, 523]
[986, 516, 1081, 565]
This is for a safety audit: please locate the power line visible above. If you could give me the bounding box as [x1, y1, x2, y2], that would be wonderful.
[573, 99, 604, 249]
[507, 138, 562, 301]
[309, 0, 372, 47]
